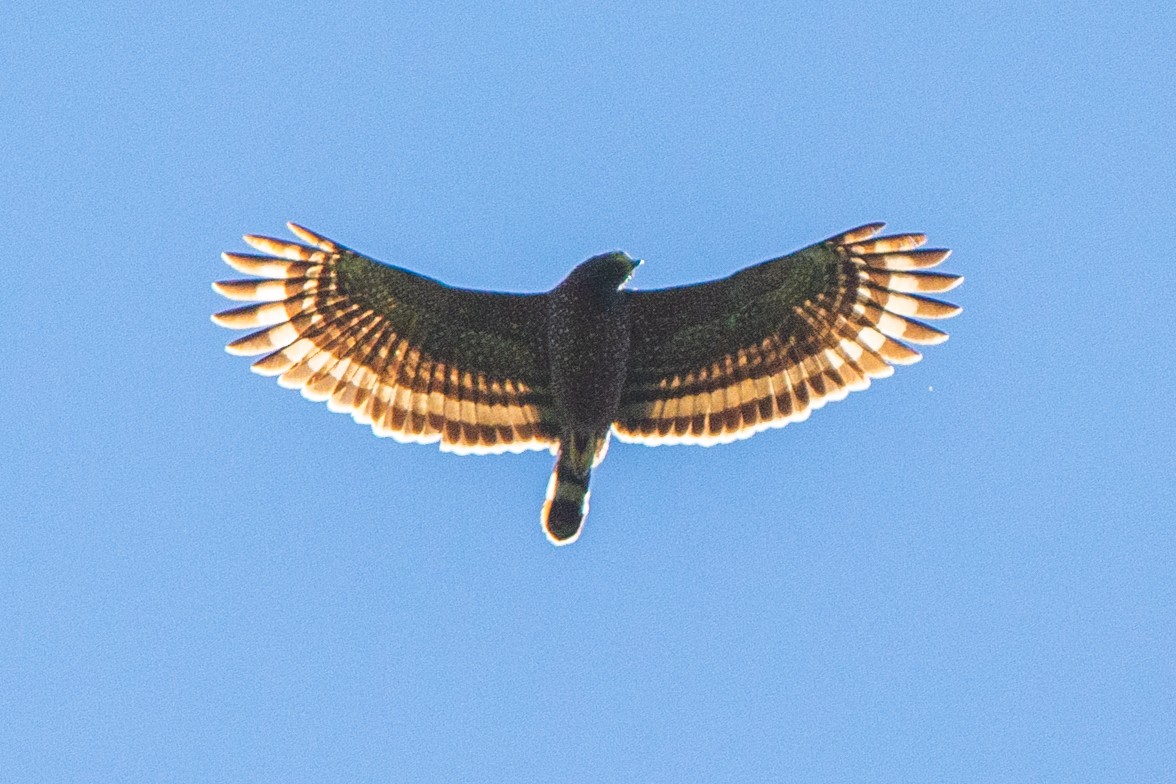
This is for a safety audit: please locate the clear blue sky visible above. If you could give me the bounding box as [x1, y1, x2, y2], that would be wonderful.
[3, 2, 1173, 781]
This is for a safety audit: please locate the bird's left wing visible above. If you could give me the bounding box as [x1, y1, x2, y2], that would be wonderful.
[213, 224, 558, 454]
[616, 223, 962, 445]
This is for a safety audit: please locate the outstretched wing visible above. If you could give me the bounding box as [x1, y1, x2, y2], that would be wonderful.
[212, 224, 558, 454]
[615, 223, 962, 445]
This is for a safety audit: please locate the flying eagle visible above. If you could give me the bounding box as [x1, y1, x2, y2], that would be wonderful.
[213, 222, 961, 545]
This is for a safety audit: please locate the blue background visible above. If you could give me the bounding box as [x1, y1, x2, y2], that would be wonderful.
[3, 2, 1172, 781]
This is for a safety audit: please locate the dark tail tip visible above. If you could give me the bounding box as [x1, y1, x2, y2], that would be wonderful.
[545, 498, 584, 544]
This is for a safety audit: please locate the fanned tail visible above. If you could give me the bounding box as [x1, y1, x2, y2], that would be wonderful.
[541, 432, 603, 545]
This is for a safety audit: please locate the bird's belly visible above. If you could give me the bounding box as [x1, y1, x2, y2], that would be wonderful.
[548, 310, 630, 431]
[552, 355, 627, 430]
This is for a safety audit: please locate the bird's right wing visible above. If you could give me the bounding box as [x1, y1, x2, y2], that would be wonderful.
[213, 224, 559, 454]
[616, 223, 962, 445]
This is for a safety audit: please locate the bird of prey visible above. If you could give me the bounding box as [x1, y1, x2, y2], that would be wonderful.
[213, 222, 961, 545]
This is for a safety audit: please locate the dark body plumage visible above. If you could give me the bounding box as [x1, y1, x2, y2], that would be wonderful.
[548, 253, 635, 430]
[544, 252, 637, 541]
[213, 223, 962, 545]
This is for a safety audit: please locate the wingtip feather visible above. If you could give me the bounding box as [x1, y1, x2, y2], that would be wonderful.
[286, 222, 340, 251]
[836, 222, 887, 243]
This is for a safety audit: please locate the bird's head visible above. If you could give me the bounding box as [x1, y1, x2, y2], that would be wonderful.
[568, 251, 642, 292]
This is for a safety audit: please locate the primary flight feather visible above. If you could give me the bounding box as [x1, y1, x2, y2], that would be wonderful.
[213, 222, 962, 545]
